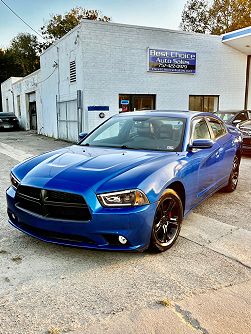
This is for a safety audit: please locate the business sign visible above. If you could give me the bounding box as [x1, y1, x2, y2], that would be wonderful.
[88, 106, 109, 111]
[148, 48, 196, 74]
[121, 100, 130, 105]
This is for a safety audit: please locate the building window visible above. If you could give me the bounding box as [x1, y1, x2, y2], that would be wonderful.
[6, 98, 9, 112]
[69, 60, 76, 83]
[119, 94, 156, 112]
[189, 95, 219, 112]
[17, 95, 21, 117]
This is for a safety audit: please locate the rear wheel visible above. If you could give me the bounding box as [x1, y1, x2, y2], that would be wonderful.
[222, 155, 240, 192]
[149, 189, 183, 252]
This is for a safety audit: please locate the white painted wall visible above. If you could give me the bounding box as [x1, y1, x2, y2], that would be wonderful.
[1, 77, 23, 114]
[11, 70, 41, 130]
[39, 25, 83, 138]
[80, 21, 247, 132]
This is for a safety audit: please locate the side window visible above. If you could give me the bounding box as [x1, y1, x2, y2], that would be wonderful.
[207, 118, 227, 139]
[234, 112, 248, 123]
[191, 118, 211, 141]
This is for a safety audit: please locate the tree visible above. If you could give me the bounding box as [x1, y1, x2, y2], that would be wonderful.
[180, 0, 251, 35]
[180, 0, 210, 34]
[0, 48, 24, 111]
[8, 33, 40, 76]
[210, 0, 251, 35]
[40, 7, 111, 48]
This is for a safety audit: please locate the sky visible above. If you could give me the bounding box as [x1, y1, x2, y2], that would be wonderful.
[0, 0, 188, 48]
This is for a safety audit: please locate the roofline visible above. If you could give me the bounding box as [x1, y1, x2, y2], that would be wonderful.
[81, 19, 221, 39]
[40, 23, 82, 56]
[1, 76, 23, 86]
[41, 19, 222, 57]
[222, 26, 251, 42]
[12, 69, 41, 86]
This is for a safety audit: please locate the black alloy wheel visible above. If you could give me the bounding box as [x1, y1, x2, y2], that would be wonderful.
[149, 189, 183, 252]
[223, 155, 240, 192]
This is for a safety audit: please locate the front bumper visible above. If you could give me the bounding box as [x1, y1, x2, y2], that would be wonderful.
[6, 187, 156, 252]
[0, 122, 18, 130]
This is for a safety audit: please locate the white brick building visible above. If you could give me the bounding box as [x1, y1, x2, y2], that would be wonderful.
[1, 20, 251, 141]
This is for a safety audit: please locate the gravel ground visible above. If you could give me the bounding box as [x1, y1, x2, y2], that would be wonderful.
[0, 131, 250, 334]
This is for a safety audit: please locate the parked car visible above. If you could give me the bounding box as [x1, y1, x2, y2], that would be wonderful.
[214, 110, 251, 126]
[0, 112, 19, 130]
[6, 111, 242, 253]
[237, 120, 251, 153]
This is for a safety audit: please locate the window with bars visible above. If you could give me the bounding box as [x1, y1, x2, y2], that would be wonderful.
[69, 60, 76, 83]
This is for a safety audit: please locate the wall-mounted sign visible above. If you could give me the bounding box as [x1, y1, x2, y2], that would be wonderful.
[148, 48, 196, 74]
[121, 100, 130, 105]
[88, 106, 109, 111]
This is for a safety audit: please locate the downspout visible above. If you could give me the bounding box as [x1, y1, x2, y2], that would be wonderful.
[244, 55, 251, 109]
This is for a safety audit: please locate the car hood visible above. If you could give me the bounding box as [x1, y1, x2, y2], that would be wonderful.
[14, 145, 179, 194]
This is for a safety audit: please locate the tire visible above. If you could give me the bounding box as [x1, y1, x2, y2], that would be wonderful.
[222, 155, 240, 192]
[149, 189, 183, 253]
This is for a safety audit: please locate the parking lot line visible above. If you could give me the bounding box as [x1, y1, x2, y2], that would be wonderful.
[0, 142, 33, 162]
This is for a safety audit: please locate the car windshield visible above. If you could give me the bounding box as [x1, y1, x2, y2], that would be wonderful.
[215, 112, 236, 121]
[80, 115, 186, 152]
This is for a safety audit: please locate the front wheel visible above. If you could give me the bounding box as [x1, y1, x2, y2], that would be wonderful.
[149, 189, 183, 252]
[222, 155, 240, 192]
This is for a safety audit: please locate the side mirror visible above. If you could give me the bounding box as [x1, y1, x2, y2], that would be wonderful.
[78, 132, 88, 142]
[189, 139, 214, 150]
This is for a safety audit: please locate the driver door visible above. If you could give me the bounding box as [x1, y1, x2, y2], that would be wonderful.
[190, 117, 221, 203]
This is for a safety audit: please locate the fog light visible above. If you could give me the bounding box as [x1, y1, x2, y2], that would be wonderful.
[118, 235, 127, 245]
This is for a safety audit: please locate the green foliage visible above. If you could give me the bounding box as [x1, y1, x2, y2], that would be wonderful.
[180, 0, 251, 35]
[180, 0, 210, 33]
[8, 33, 40, 76]
[210, 0, 251, 34]
[0, 48, 22, 83]
[40, 7, 111, 49]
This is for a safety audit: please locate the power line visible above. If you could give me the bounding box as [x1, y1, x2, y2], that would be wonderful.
[0, 0, 46, 40]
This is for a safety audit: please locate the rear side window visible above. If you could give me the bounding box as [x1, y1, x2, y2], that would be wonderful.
[207, 118, 227, 139]
[191, 118, 211, 141]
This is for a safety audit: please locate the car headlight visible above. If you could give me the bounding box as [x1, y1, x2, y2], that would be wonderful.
[10, 173, 20, 189]
[97, 189, 149, 207]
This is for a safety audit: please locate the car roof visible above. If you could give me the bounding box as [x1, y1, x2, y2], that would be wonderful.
[216, 110, 250, 114]
[116, 110, 214, 119]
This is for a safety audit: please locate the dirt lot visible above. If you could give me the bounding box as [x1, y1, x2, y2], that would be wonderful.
[0, 131, 250, 334]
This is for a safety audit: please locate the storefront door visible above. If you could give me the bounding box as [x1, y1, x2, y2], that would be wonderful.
[119, 94, 156, 112]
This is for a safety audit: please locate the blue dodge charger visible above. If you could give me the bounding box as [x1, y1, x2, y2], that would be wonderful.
[6, 111, 242, 252]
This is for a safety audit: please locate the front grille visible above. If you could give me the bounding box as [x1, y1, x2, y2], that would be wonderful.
[15, 186, 91, 221]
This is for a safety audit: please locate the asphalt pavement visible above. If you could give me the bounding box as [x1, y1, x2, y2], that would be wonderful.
[0, 130, 250, 334]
